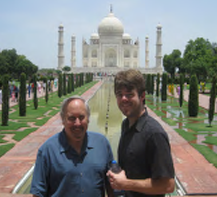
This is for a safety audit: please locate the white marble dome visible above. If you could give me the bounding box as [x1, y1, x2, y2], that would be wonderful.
[98, 12, 124, 36]
[91, 33, 99, 39]
[123, 33, 131, 39]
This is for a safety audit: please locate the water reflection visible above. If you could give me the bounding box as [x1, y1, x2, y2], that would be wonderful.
[146, 95, 217, 154]
[88, 80, 125, 160]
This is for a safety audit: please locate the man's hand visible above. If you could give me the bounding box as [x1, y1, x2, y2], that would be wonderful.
[107, 169, 127, 190]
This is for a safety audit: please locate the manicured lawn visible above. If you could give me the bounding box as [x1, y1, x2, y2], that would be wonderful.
[146, 94, 217, 168]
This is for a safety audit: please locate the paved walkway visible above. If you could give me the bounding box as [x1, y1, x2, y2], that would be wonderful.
[0, 82, 217, 197]
[171, 89, 217, 113]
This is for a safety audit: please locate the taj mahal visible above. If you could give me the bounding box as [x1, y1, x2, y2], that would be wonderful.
[57, 6, 163, 75]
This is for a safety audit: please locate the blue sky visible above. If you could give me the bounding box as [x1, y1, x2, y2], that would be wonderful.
[0, 0, 216, 69]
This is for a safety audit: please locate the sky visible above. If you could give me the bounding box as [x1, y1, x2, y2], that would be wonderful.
[0, 0, 217, 70]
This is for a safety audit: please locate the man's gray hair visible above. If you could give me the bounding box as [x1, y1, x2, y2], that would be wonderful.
[60, 95, 90, 121]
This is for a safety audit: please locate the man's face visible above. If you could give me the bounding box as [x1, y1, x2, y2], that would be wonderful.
[115, 87, 144, 119]
[63, 99, 89, 143]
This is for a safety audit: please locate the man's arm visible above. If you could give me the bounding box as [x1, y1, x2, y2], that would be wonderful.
[108, 170, 175, 195]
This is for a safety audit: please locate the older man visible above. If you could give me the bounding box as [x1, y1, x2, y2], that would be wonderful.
[31, 95, 114, 197]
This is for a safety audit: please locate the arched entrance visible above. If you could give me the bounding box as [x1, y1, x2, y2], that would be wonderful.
[105, 49, 117, 67]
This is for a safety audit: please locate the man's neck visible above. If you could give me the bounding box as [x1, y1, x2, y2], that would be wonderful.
[128, 107, 146, 128]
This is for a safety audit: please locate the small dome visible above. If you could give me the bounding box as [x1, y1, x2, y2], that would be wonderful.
[91, 33, 99, 39]
[157, 23, 162, 29]
[123, 33, 131, 39]
[59, 23, 64, 28]
[98, 12, 124, 36]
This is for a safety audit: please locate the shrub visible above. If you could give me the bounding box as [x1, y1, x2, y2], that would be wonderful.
[19, 73, 26, 116]
[179, 73, 184, 107]
[58, 73, 63, 98]
[208, 76, 217, 126]
[161, 73, 168, 101]
[33, 74, 38, 109]
[156, 73, 160, 97]
[188, 74, 198, 117]
[1, 75, 9, 126]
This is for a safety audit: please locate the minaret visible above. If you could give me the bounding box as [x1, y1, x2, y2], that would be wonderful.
[155, 23, 162, 68]
[145, 36, 149, 68]
[71, 35, 76, 69]
[58, 24, 64, 70]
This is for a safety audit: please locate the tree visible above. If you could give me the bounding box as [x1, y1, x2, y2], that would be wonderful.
[71, 73, 74, 92]
[0, 49, 38, 79]
[67, 74, 71, 94]
[208, 76, 217, 126]
[182, 38, 213, 81]
[63, 73, 67, 96]
[33, 74, 38, 109]
[58, 73, 63, 98]
[179, 74, 184, 107]
[0, 54, 9, 75]
[1, 75, 9, 126]
[163, 49, 182, 79]
[146, 74, 151, 94]
[75, 74, 79, 88]
[156, 73, 160, 97]
[62, 66, 71, 73]
[45, 78, 49, 103]
[0, 49, 18, 77]
[15, 55, 38, 80]
[161, 73, 168, 101]
[209, 55, 217, 78]
[151, 74, 154, 95]
[19, 73, 26, 116]
[188, 74, 199, 117]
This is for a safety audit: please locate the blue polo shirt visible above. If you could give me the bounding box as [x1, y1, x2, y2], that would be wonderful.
[30, 130, 113, 197]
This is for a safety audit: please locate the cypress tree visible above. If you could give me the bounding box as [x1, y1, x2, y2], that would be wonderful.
[208, 76, 217, 126]
[146, 74, 151, 94]
[45, 78, 49, 103]
[76, 74, 79, 88]
[151, 74, 154, 95]
[1, 75, 9, 126]
[19, 73, 26, 116]
[179, 74, 184, 107]
[71, 73, 74, 92]
[79, 73, 82, 87]
[161, 73, 168, 101]
[85, 73, 89, 83]
[188, 74, 198, 117]
[63, 73, 67, 96]
[58, 73, 63, 98]
[156, 73, 160, 97]
[67, 75, 71, 94]
[33, 74, 38, 109]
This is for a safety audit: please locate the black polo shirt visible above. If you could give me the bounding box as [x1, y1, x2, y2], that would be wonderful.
[118, 108, 175, 197]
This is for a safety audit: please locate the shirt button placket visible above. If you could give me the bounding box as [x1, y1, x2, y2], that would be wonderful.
[80, 172, 84, 193]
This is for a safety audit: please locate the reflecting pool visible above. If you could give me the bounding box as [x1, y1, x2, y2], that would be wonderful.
[88, 80, 125, 160]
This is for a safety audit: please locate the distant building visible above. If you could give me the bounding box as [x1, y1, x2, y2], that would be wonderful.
[58, 6, 163, 75]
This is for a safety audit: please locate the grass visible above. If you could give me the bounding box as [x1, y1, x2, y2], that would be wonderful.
[0, 143, 15, 157]
[146, 93, 217, 168]
[0, 81, 97, 157]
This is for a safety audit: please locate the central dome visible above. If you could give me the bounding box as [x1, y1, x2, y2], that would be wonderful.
[98, 12, 124, 36]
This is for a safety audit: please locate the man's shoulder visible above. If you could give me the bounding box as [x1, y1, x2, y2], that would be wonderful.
[39, 132, 61, 150]
[87, 131, 110, 145]
[87, 131, 105, 138]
